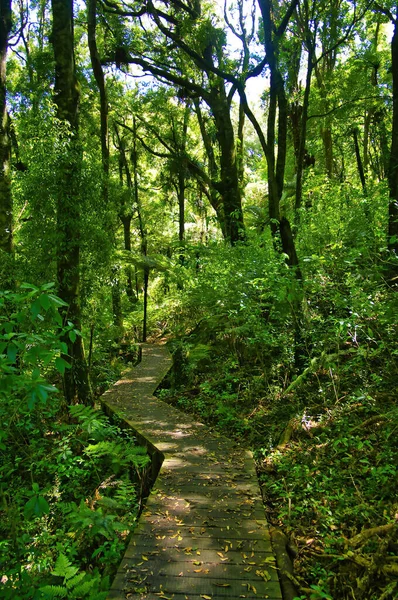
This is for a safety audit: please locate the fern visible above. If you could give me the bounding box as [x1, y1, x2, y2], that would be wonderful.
[69, 578, 96, 597]
[84, 440, 122, 457]
[39, 585, 68, 598]
[65, 572, 86, 589]
[69, 404, 108, 439]
[39, 555, 108, 599]
[124, 446, 150, 469]
[51, 553, 78, 582]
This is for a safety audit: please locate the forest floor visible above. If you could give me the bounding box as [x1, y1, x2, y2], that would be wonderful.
[155, 336, 398, 600]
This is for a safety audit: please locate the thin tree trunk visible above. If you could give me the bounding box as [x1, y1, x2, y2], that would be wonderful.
[353, 128, 367, 194]
[295, 43, 313, 212]
[194, 99, 226, 237]
[51, 0, 92, 404]
[111, 267, 123, 330]
[363, 111, 371, 169]
[115, 124, 137, 302]
[388, 13, 398, 263]
[87, 0, 109, 198]
[0, 0, 12, 287]
[177, 102, 190, 265]
[121, 214, 136, 301]
[237, 102, 245, 185]
[132, 117, 149, 341]
[321, 127, 334, 178]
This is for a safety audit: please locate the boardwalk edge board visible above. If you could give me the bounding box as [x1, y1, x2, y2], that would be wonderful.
[101, 343, 283, 600]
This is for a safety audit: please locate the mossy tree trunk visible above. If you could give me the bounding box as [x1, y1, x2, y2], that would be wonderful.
[0, 0, 12, 287]
[51, 0, 92, 404]
[388, 13, 398, 266]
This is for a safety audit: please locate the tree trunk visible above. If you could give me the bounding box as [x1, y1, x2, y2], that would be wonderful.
[177, 102, 189, 266]
[352, 128, 367, 194]
[210, 85, 245, 244]
[388, 14, 398, 263]
[131, 117, 149, 340]
[257, 0, 303, 370]
[115, 124, 137, 303]
[295, 42, 313, 212]
[194, 99, 227, 238]
[51, 0, 92, 404]
[87, 0, 109, 198]
[0, 0, 12, 287]
[237, 102, 245, 185]
[121, 214, 136, 301]
[321, 126, 334, 178]
[363, 110, 371, 170]
[111, 267, 124, 331]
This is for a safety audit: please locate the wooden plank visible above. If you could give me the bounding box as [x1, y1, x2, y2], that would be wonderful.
[112, 572, 282, 599]
[103, 344, 282, 600]
[129, 535, 272, 554]
[123, 546, 276, 564]
[136, 519, 269, 539]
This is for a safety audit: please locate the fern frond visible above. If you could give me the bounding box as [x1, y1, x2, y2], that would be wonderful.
[65, 571, 85, 589]
[39, 584, 68, 598]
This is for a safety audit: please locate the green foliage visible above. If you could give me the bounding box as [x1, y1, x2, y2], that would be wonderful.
[38, 553, 108, 599]
[0, 285, 148, 597]
[24, 484, 50, 519]
[0, 282, 71, 411]
[154, 175, 397, 600]
[4, 3, 398, 599]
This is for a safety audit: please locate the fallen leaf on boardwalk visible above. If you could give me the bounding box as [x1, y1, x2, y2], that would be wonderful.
[193, 569, 202, 573]
[220, 557, 229, 562]
[200, 595, 212, 599]
[214, 583, 230, 587]
[243, 553, 248, 559]
[217, 552, 224, 558]
[196, 551, 201, 555]
[225, 545, 229, 552]
[243, 566, 252, 572]
[265, 556, 276, 563]
[256, 569, 271, 581]
[193, 561, 201, 565]
[142, 556, 148, 561]
[178, 536, 183, 541]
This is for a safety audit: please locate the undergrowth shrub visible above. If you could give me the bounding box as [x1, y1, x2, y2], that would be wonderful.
[0, 284, 149, 598]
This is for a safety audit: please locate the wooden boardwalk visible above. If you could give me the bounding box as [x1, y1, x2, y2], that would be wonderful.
[102, 343, 282, 600]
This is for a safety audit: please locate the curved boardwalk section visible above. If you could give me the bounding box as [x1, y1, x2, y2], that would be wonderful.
[102, 343, 282, 600]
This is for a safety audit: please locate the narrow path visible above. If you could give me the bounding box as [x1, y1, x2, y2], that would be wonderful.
[103, 343, 282, 600]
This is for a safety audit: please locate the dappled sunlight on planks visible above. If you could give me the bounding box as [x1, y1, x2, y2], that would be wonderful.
[103, 344, 282, 600]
